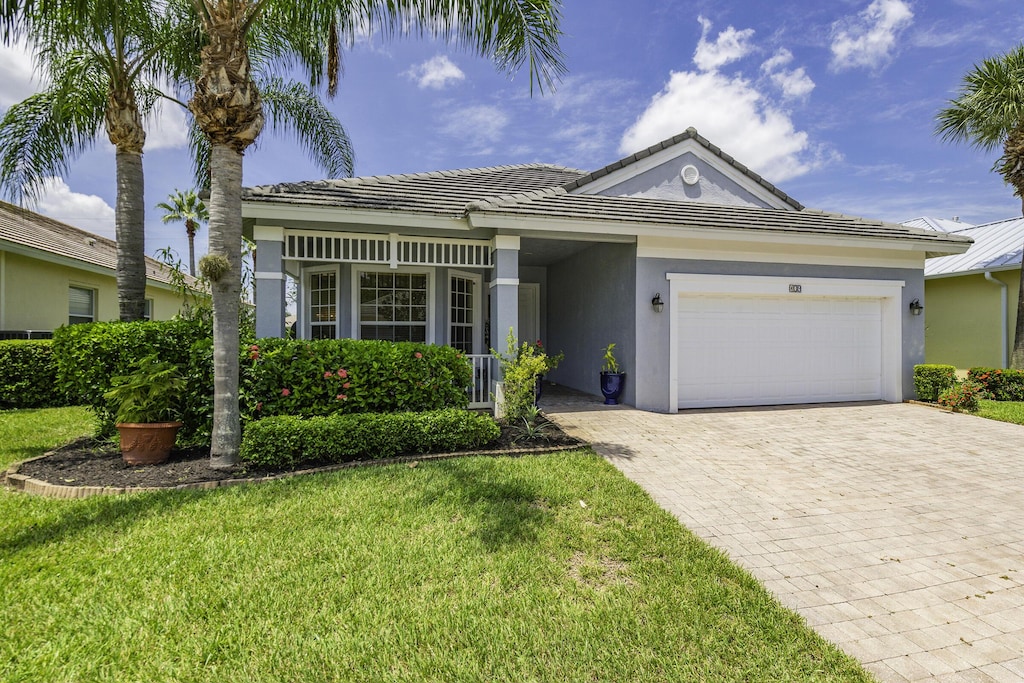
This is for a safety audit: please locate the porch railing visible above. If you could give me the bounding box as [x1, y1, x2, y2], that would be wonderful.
[465, 354, 493, 409]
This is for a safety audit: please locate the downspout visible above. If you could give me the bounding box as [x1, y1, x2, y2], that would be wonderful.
[984, 271, 1008, 368]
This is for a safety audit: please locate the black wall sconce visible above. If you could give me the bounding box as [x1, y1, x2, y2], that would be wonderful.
[652, 293, 664, 313]
[909, 298, 923, 316]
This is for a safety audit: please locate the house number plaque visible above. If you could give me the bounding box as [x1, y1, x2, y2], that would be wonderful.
[789, 284, 802, 293]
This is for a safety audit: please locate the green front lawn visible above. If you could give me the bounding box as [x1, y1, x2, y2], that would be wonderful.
[976, 399, 1024, 426]
[0, 407, 870, 682]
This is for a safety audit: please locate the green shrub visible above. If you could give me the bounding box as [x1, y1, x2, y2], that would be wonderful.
[967, 367, 1024, 401]
[492, 329, 554, 423]
[242, 338, 472, 419]
[239, 409, 500, 468]
[0, 340, 64, 409]
[913, 364, 957, 402]
[938, 379, 987, 412]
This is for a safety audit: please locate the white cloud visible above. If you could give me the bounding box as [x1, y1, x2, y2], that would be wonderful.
[830, 0, 914, 71]
[439, 104, 509, 152]
[0, 41, 42, 109]
[143, 95, 189, 151]
[406, 55, 465, 90]
[761, 49, 815, 100]
[693, 15, 756, 72]
[620, 70, 819, 183]
[34, 177, 116, 240]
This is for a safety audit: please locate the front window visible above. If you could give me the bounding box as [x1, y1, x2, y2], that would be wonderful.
[359, 271, 428, 342]
[68, 286, 95, 324]
[449, 274, 475, 353]
[309, 271, 337, 339]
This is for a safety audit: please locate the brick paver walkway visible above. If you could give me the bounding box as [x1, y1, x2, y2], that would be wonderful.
[544, 395, 1024, 682]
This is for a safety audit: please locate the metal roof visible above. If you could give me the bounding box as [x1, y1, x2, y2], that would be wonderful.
[903, 216, 974, 233]
[243, 163, 588, 216]
[0, 201, 185, 286]
[923, 217, 1024, 278]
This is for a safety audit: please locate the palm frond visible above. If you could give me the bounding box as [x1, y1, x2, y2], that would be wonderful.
[936, 44, 1024, 151]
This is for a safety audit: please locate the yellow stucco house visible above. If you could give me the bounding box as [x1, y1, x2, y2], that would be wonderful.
[914, 216, 1023, 370]
[0, 201, 192, 338]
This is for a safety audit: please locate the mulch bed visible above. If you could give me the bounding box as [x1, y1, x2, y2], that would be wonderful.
[14, 416, 584, 490]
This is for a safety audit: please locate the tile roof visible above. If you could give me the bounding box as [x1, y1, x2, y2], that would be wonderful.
[467, 189, 972, 250]
[0, 201, 185, 286]
[562, 127, 805, 210]
[243, 163, 588, 216]
[923, 217, 1024, 277]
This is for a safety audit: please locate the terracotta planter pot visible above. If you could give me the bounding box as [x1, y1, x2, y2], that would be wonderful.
[116, 422, 182, 465]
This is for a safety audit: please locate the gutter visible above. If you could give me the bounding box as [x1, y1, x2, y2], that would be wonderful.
[984, 271, 1008, 368]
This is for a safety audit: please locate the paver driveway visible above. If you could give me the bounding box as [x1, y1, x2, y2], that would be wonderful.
[545, 398, 1024, 682]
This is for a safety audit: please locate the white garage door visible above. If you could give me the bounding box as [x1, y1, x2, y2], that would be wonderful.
[677, 294, 883, 409]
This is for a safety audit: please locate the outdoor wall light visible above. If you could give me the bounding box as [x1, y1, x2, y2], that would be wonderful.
[652, 292, 664, 313]
[909, 299, 924, 316]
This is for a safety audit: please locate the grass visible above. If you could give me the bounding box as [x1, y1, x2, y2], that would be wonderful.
[0, 407, 871, 682]
[976, 399, 1024, 425]
[0, 405, 96, 470]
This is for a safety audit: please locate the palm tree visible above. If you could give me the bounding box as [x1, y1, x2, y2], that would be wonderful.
[0, 0, 184, 321]
[157, 188, 208, 276]
[937, 44, 1024, 368]
[186, 0, 566, 469]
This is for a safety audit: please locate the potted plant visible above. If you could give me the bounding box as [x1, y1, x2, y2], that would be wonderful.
[600, 343, 625, 405]
[103, 355, 185, 465]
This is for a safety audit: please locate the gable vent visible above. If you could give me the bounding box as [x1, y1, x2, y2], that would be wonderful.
[680, 164, 700, 185]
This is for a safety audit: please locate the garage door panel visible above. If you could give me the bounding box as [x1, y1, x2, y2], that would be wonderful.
[678, 294, 882, 409]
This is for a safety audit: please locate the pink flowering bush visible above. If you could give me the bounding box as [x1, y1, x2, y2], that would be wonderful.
[937, 379, 987, 412]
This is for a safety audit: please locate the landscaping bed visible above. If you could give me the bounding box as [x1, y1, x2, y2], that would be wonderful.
[13, 415, 583, 490]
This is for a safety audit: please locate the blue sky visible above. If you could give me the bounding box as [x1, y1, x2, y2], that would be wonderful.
[1, 0, 1023, 263]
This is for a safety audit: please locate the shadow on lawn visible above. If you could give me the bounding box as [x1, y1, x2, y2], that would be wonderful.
[420, 458, 554, 551]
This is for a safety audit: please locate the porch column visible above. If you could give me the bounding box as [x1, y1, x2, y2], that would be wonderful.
[253, 225, 286, 338]
[490, 234, 520, 376]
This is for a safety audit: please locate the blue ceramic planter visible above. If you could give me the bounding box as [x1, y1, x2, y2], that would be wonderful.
[600, 372, 625, 405]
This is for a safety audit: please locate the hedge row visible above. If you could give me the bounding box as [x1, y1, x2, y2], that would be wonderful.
[0, 340, 64, 409]
[52, 320, 474, 443]
[913, 364, 957, 402]
[240, 409, 500, 468]
[967, 367, 1024, 402]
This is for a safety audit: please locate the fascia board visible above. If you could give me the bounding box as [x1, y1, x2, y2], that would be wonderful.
[242, 202, 469, 231]
[572, 140, 794, 211]
[924, 264, 1020, 280]
[468, 213, 968, 255]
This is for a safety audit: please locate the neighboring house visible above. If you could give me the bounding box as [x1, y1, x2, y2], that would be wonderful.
[903, 216, 974, 233]
[243, 128, 970, 412]
[919, 217, 1024, 369]
[0, 200, 193, 337]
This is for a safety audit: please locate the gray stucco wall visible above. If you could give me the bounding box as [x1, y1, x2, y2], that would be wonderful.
[634, 258, 925, 412]
[596, 151, 771, 208]
[546, 242, 637, 403]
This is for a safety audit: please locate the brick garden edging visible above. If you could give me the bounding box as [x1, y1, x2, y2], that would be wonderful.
[3, 441, 588, 499]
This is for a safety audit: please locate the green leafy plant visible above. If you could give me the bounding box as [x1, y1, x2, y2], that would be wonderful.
[913, 364, 956, 402]
[602, 343, 621, 374]
[492, 329, 551, 423]
[511, 404, 552, 445]
[526, 339, 564, 374]
[967, 366, 1024, 401]
[0, 340, 64, 409]
[103, 355, 185, 424]
[937, 379, 987, 413]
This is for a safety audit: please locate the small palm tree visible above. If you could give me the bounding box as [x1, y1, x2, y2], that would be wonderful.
[936, 44, 1024, 367]
[157, 189, 208, 276]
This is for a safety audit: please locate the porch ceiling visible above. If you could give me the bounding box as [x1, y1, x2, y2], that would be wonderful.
[519, 238, 600, 267]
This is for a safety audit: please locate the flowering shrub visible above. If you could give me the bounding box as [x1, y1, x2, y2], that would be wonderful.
[492, 329, 558, 423]
[937, 380, 987, 412]
[967, 366, 1024, 401]
[0, 340, 64, 409]
[240, 408, 500, 468]
[913, 364, 957, 402]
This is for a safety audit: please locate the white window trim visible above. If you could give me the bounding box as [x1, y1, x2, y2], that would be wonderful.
[665, 273, 905, 411]
[68, 284, 96, 324]
[303, 264, 341, 340]
[447, 269, 482, 354]
[351, 265, 435, 344]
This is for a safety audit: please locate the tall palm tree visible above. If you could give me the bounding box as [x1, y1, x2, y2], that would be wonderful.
[186, 0, 566, 469]
[937, 44, 1024, 368]
[157, 188, 208, 276]
[0, 0, 178, 321]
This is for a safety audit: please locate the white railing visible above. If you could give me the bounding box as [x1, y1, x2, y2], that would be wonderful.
[465, 354, 493, 409]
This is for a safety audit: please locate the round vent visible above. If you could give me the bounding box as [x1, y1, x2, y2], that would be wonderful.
[680, 164, 700, 185]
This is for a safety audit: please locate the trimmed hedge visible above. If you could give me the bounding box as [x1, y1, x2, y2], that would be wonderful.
[240, 409, 500, 468]
[0, 340, 64, 409]
[243, 338, 472, 418]
[967, 367, 1024, 402]
[913, 364, 957, 402]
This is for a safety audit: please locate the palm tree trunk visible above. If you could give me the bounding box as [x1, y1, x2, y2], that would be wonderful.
[186, 220, 197, 276]
[1006, 129, 1024, 369]
[207, 143, 243, 469]
[115, 148, 147, 321]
